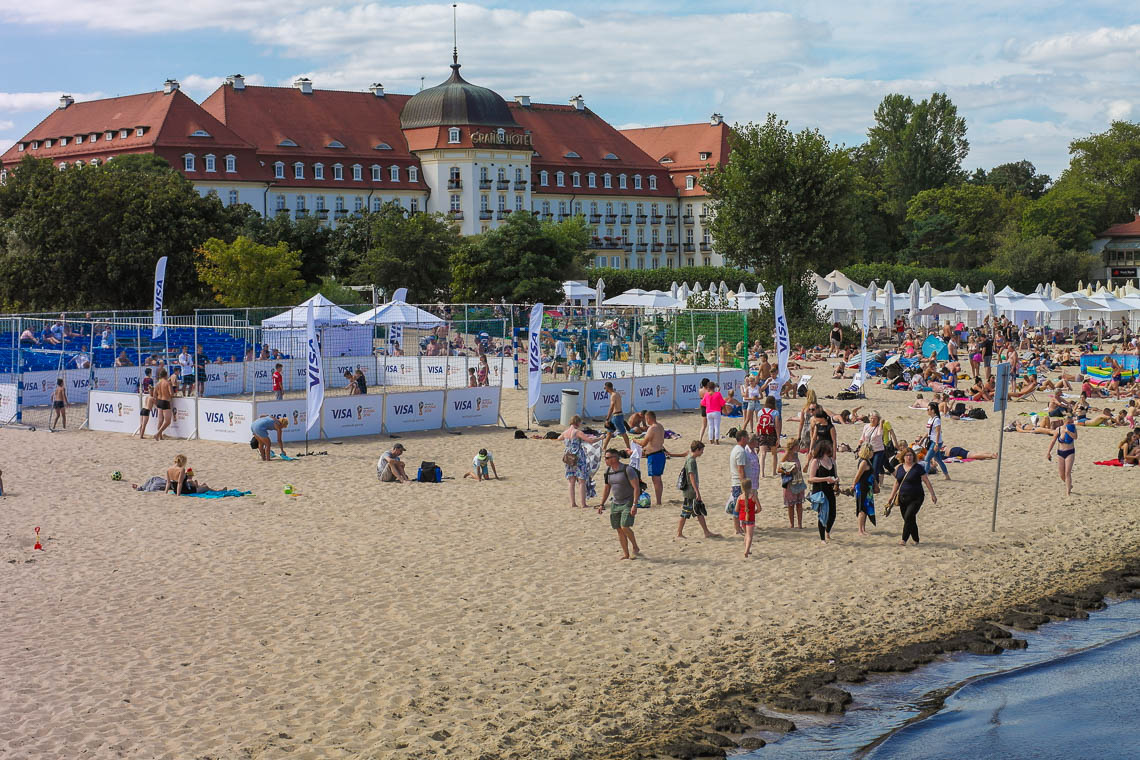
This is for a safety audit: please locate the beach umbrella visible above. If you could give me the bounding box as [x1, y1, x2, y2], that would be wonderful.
[562, 280, 595, 304]
[828, 281, 839, 295]
[753, 281, 766, 296]
[692, 282, 703, 295]
[679, 283, 691, 300]
[985, 280, 995, 297]
[824, 269, 868, 294]
[719, 280, 728, 295]
[908, 280, 920, 317]
[884, 281, 897, 325]
[595, 278, 605, 308]
[1087, 292, 1134, 313]
[820, 287, 868, 313]
[602, 289, 648, 306]
[736, 282, 747, 296]
[670, 281, 679, 299]
[928, 290, 990, 314]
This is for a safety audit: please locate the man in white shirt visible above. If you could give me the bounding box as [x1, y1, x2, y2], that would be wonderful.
[73, 351, 91, 369]
[377, 443, 410, 483]
[554, 338, 568, 376]
[727, 429, 749, 534]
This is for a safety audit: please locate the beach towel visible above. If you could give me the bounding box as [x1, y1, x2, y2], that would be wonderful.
[1094, 459, 1125, 467]
[187, 489, 252, 498]
[664, 429, 681, 439]
[269, 452, 298, 461]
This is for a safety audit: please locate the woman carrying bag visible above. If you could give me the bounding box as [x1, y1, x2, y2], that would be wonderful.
[806, 439, 839, 543]
[886, 448, 937, 546]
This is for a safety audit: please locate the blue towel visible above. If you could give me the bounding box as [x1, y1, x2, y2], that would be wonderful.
[187, 489, 252, 499]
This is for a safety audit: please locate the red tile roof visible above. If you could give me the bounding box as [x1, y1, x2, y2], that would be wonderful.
[620, 121, 730, 196]
[511, 103, 674, 196]
[0, 90, 251, 166]
[1101, 214, 1140, 237]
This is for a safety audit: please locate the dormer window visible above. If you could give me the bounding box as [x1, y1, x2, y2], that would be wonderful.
[136, 127, 145, 137]
[649, 176, 657, 190]
[294, 162, 304, 179]
[587, 172, 597, 188]
[314, 163, 325, 180]
[448, 127, 461, 144]
[603, 153, 618, 160]
[120, 129, 129, 138]
[189, 129, 211, 138]
[371, 165, 381, 182]
[89, 158, 99, 167]
[389, 165, 400, 181]
[60, 137, 68, 147]
[75, 136, 83, 145]
[89, 133, 98, 143]
[327, 140, 345, 149]
[44, 139, 53, 148]
[408, 166, 418, 182]
[333, 163, 343, 180]
[17, 143, 24, 151]
[225, 155, 236, 172]
[564, 151, 580, 159]
[659, 156, 673, 164]
[556, 171, 565, 187]
[618, 174, 627, 189]
[31, 141, 39, 149]
[633, 174, 642, 190]
[603, 173, 612, 189]
[540, 170, 549, 186]
[274, 161, 285, 179]
[700, 152, 711, 161]
[183, 154, 195, 171]
[352, 164, 362, 181]
[278, 138, 298, 147]
[571, 172, 581, 187]
[374, 142, 393, 151]
[685, 175, 695, 190]
[204, 154, 216, 172]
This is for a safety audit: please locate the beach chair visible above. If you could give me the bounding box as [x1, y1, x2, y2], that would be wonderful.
[845, 372, 864, 394]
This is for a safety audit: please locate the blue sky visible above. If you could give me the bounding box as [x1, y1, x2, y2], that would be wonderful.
[1, 1, 1136, 178]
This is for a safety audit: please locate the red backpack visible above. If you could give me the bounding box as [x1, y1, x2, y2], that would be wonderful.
[757, 408, 776, 436]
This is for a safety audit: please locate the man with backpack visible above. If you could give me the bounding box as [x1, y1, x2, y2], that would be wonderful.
[676, 441, 718, 539]
[755, 396, 781, 478]
[598, 449, 641, 560]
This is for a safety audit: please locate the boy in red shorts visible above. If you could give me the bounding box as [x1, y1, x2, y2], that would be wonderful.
[737, 478, 760, 558]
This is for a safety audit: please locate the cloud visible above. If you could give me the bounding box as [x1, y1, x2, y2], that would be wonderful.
[0, 91, 104, 112]
[0, 0, 312, 32]
[178, 73, 266, 98]
[0, 120, 14, 131]
[1013, 24, 1140, 65]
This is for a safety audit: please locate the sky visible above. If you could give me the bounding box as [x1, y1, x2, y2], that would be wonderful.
[0, 1, 1136, 179]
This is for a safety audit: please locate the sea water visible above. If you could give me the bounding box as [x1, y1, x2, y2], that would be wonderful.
[738, 598, 1140, 759]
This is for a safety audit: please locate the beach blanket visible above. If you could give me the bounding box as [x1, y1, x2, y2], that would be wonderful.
[1094, 459, 1126, 467]
[187, 489, 252, 499]
[269, 452, 298, 461]
[664, 429, 681, 439]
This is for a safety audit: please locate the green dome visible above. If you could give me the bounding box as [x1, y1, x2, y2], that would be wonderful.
[400, 64, 519, 130]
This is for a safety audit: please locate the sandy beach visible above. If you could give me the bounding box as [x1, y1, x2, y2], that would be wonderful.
[3, 368, 1140, 759]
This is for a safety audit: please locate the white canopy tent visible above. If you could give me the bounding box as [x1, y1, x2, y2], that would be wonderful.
[603, 289, 685, 309]
[349, 300, 446, 328]
[562, 280, 596, 304]
[824, 270, 868, 294]
[261, 294, 373, 357]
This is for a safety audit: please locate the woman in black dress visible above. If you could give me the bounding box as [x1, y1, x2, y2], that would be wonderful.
[806, 439, 839, 543]
[886, 448, 938, 545]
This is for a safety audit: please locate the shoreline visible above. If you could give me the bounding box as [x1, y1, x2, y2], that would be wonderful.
[611, 553, 1140, 760]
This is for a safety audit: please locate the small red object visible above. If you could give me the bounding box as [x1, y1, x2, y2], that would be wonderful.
[33, 526, 42, 551]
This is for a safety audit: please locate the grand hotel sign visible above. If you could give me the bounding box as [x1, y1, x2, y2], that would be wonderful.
[471, 130, 533, 147]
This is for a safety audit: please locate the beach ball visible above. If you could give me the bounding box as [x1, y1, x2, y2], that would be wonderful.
[110, 471, 122, 481]
[638, 492, 651, 508]
[283, 484, 294, 495]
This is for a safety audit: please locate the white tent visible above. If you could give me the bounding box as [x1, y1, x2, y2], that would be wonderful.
[603, 289, 684, 309]
[349, 300, 446, 328]
[730, 290, 767, 310]
[820, 287, 869, 314]
[1086, 293, 1134, 313]
[562, 280, 596, 304]
[261, 294, 373, 357]
[927, 289, 990, 314]
[824, 270, 867, 294]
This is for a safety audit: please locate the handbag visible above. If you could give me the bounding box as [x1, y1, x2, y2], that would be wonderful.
[562, 451, 579, 467]
[808, 490, 827, 510]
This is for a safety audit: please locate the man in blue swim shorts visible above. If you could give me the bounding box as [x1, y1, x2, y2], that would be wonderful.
[633, 410, 677, 507]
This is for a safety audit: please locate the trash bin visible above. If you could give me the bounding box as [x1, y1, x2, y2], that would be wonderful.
[560, 388, 580, 426]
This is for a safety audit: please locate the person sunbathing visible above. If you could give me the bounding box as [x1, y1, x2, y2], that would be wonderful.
[1012, 416, 1059, 433]
[1009, 376, 1039, 400]
[945, 446, 998, 460]
[1076, 408, 1116, 427]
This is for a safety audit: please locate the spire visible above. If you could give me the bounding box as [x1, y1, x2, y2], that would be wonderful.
[452, 3, 459, 69]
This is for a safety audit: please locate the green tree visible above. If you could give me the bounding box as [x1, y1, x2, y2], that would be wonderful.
[972, 160, 1051, 200]
[904, 183, 1016, 267]
[332, 202, 458, 302]
[989, 225, 1098, 292]
[249, 212, 333, 286]
[1067, 120, 1140, 206]
[702, 114, 857, 283]
[196, 236, 305, 307]
[1020, 177, 1125, 251]
[450, 213, 589, 303]
[865, 92, 969, 222]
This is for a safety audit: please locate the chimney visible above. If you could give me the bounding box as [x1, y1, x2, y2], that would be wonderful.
[225, 74, 246, 90]
[514, 95, 531, 107]
[710, 113, 723, 126]
[293, 77, 313, 94]
[58, 94, 74, 109]
[163, 79, 180, 95]
[569, 94, 585, 111]
[369, 82, 385, 97]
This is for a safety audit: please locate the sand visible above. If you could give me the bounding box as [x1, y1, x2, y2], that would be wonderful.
[2, 368, 1140, 759]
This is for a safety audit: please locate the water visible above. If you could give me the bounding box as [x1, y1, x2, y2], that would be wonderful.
[738, 598, 1140, 759]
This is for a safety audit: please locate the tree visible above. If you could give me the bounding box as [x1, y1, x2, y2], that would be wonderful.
[865, 92, 969, 222]
[702, 115, 857, 281]
[989, 225, 1098, 292]
[450, 213, 589, 303]
[973, 160, 1051, 200]
[1067, 120, 1140, 206]
[1020, 177, 1126, 251]
[904, 184, 1017, 268]
[196, 236, 306, 307]
[332, 202, 458, 302]
[250, 213, 333, 285]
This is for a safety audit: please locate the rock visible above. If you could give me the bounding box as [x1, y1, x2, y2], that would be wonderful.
[659, 740, 726, 759]
[766, 694, 843, 714]
[692, 731, 735, 748]
[739, 737, 766, 749]
[1000, 611, 1050, 630]
[865, 655, 918, 673]
[975, 622, 1012, 640]
[1003, 638, 1028, 649]
[710, 714, 750, 734]
[429, 729, 451, 741]
[1035, 602, 1089, 620]
[836, 666, 867, 683]
[748, 712, 796, 733]
[965, 639, 1003, 655]
[809, 686, 852, 707]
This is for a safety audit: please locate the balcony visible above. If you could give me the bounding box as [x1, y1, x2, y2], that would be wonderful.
[295, 209, 309, 218]
[682, 215, 694, 225]
[448, 210, 464, 220]
[588, 213, 602, 223]
[620, 213, 632, 224]
[699, 214, 710, 224]
[496, 179, 510, 190]
[665, 212, 677, 221]
[591, 237, 604, 249]
[558, 213, 571, 221]
[447, 178, 462, 189]
[682, 242, 695, 252]
[651, 242, 663, 251]
[479, 210, 493, 220]
[275, 208, 290, 217]
[334, 209, 348, 219]
[699, 242, 711, 251]
[315, 209, 329, 220]
[601, 214, 614, 224]
[665, 243, 678, 252]
[479, 179, 492, 190]
[540, 212, 553, 220]
[635, 214, 647, 224]
[649, 214, 662, 224]
[497, 210, 512, 219]
[515, 179, 527, 188]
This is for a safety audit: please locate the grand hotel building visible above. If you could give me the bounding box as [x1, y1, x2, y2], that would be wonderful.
[1, 61, 729, 271]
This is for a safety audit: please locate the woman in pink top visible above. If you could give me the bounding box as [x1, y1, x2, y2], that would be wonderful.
[704, 383, 726, 444]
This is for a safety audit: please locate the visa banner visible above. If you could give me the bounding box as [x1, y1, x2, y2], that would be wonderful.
[584, 378, 631, 418]
[384, 390, 444, 433]
[322, 394, 384, 438]
[197, 398, 254, 443]
[444, 387, 500, 428]
[632, 376, 674, 412]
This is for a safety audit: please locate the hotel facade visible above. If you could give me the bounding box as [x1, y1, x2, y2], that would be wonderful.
[1, 63, 730, 271]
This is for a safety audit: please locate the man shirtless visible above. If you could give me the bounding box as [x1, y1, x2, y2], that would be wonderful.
[633, 410, 676, 507]
[601, 381, 630, 451]
[153, 368, 174, 440]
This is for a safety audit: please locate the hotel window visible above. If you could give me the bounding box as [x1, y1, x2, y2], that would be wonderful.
[314, 163, 325, 180]
[667, 228, 674, 243]
[619, 174, 627, 189]
[702, 229, 711, 244]
[136, 127, 145, 137]
[408, 166, 418, 182]
[497, 167, 506, 181]
[225, 155, 236, 172]
[541, 200, 550, 214]
[686, 228, 694, 244]
[60, 137, 68, 147]
[572, 172, 581, 187]
[611, 257, 620, 268]
[515, 167, 524, 183]
[652, 228, 659, 243]
[315, 196, 326, 211]
[294, 162, 304, 179]
[45, 139, 53, 148]
[410, 198, 419, 213]
[497, 194, 506, 212]
[353, 196, 363, 212]
[649, 175, 657, 190]
[390, 165, 400, 181]
[556, 171, 565, 187]
[481, 195, 489, 211]
[275, 194, 286, 210]
[605, 201, 613, 214]
[333, 163, 343, 180]
[227, 189, 239, 206]
[371, 165, 381, 182]
[449, 166, 461, 182]
[637, 228, 645, 243]
[90, 133, 98, 143]
[295, 195, 305, 210]
[183, 154, 195, 171]
[588, 172, 597, 188]
[515, 194, 523, 211]
[372, 197, 382, 211]
[274, 162, 285, 179]
[204, 154, 216, 172]
[540, 170, 549, 186]
[558, 201, 567, 215]
[590, 201, 598, 215]
[480, 166, 489, 181]
[105, 131, 113, 141]
[117, 129, 127, 139]
[352, 164, 362, 181]
[685, 175, 695, 190]
[335, 196, 345, 211]
[450, 194, 461, 211]
[74, 136, 82, 145]
[603, 173, 612, 189]
[448, 127, 461, 143]
[574, 201, 582, 215]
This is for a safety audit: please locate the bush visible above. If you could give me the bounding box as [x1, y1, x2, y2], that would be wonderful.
[841, 262, 1006, 292]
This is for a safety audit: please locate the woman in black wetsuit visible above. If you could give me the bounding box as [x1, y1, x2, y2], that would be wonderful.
[886, 448, 937, 546]
[806, 439, 839, 543]
[809, 407, 837, 455]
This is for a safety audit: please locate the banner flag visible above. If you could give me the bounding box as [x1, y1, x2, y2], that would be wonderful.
[859, 289, 871, 389]
[527, 303, 544, 410]
[774, 285, 790, 389]
[152, 256, 167, 340]
[305, 302, 324, 433]
[392, 287, 408, 303]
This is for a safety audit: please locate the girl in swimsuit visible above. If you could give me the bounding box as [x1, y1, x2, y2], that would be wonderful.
[1046, 414, 1078, 496]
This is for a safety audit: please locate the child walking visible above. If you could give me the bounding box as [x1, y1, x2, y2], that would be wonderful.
[737, 478, 760, 557]
[780, 446, 806, 528]
[50, 378, 69, 430]
[272, 363, 284, 400]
